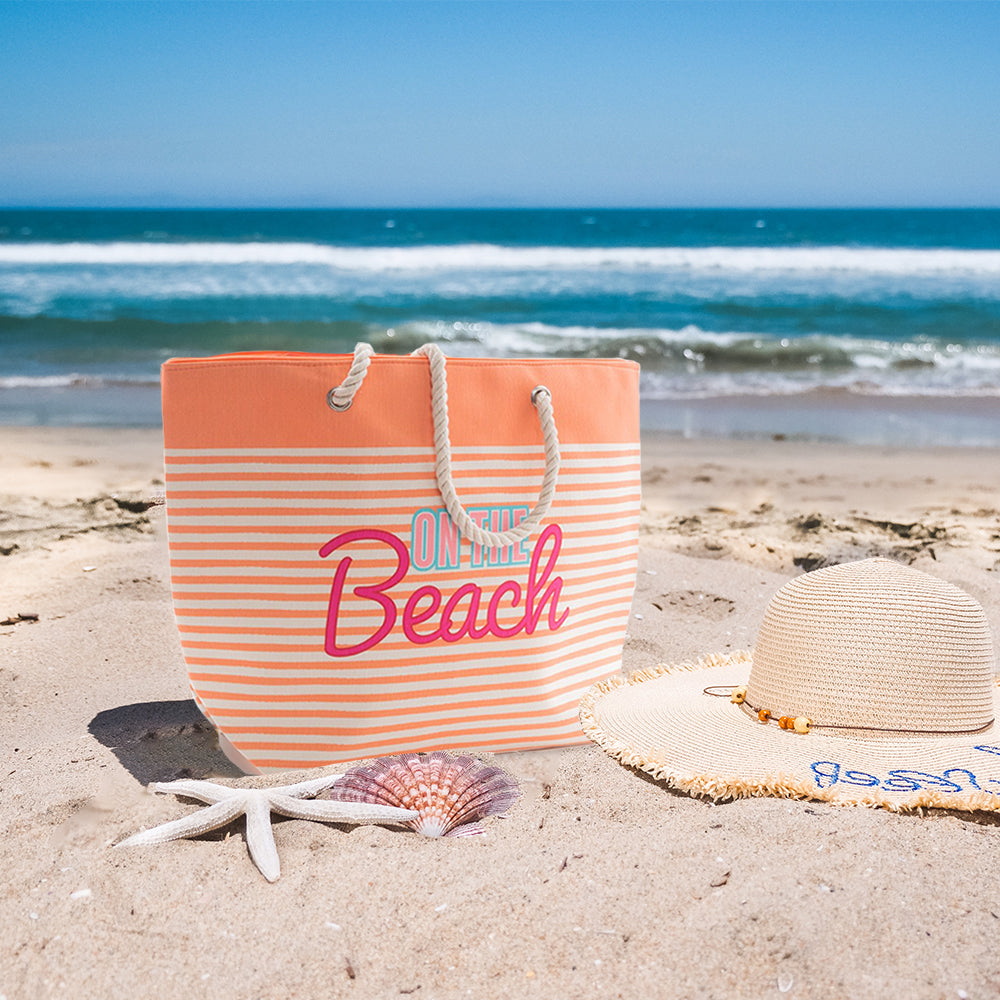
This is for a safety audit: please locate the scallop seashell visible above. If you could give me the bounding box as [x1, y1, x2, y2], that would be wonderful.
[323, 751, 520, 837]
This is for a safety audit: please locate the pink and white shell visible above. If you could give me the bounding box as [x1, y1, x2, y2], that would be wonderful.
[323, 751, 520, 837]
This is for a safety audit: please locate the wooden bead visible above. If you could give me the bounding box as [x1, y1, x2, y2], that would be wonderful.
[793, 717, 812, 734]
[779, 716, 792, 729]
[730, 686, 747, 705]
[757, 708, 771, 723]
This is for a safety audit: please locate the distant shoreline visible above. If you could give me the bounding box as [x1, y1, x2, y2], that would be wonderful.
[2, 383, 997, 447]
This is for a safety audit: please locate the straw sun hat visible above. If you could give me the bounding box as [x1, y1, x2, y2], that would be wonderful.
[580, 558, 1000, 812]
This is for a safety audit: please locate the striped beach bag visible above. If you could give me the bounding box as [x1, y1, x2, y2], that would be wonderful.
[160, 344, 640, 771]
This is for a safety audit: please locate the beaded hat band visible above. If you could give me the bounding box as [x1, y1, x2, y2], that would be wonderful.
[702, 685, 996, 737]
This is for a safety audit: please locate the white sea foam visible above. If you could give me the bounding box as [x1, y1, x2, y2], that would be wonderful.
[2, 241, 1000, 276]
[0, 374, 159, 389]
[4, 243, 1000, 318]
[0, 374, 86, 388]
[396, 319, 1000, 400]
[409, 319, 1000, 367]
[638, 370, 1000, 400]
[403, 319, 749, 350]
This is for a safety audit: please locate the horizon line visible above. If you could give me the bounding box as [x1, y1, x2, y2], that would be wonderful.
[3, 204, 1000, 213]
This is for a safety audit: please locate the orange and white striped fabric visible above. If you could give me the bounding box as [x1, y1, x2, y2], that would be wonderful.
[161, 347, 640, 771]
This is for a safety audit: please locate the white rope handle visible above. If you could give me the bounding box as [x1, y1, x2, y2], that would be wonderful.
[327, 342, 561, 550]
[411, 343, 560, 550]
[326, 342, 374, 410]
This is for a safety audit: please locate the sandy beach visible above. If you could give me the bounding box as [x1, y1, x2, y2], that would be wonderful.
[3, 425, 1000, 1000]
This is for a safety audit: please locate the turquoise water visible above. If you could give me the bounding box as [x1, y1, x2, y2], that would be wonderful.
[1, 208, 999, 440]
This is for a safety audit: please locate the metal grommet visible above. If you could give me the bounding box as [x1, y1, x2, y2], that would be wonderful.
[531, 385, 551, 407]
[326, 388, 353, 411]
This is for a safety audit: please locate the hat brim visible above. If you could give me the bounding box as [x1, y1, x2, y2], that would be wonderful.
[580, 652, 1000, 812]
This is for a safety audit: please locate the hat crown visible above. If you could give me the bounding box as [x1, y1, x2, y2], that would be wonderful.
[748, 558, 996, 736]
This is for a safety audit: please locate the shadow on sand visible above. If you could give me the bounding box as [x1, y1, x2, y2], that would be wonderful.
[88, 699, 245, 784]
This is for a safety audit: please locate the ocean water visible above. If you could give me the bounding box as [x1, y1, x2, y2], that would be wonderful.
[1, 208, 999, 442]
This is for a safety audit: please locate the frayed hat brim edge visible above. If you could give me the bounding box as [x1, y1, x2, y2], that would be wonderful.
[579, 652, 1000, 813]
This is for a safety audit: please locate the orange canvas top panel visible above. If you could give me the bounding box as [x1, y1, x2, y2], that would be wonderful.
[162, 352, 639, 449]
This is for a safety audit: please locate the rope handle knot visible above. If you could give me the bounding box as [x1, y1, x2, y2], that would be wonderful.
[327, 342, 560, 550]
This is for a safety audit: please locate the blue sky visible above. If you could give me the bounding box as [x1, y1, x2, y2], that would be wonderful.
[2, 1, 999, 208]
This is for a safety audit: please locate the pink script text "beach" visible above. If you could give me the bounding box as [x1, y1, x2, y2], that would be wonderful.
[319, 523, 569, 657]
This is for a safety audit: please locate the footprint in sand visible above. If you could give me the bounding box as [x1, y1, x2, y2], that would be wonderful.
[651, 590, 736, 621]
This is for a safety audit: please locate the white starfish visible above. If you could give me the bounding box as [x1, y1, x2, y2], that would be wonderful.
[116, 772, 417, 882]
